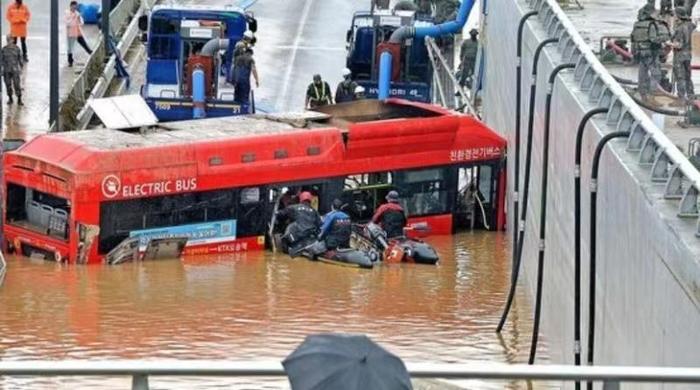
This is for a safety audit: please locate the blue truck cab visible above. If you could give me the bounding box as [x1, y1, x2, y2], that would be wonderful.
[345, 9, 434, 103]
[140, 5, 257, 121]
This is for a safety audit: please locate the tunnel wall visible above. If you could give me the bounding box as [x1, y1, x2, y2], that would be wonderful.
[480, 0, 700, 386]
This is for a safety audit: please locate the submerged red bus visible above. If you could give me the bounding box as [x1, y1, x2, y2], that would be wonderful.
[3, 99, 506, 264]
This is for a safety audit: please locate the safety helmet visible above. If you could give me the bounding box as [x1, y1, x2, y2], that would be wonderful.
[354, 85, 366, 94]
[299, 191, 313, 203]
[469, 28, 479, 36]
[386, 190, 399, 202]
[342, 68, 352, 77]
[243, 30, 254, 40]
[313, 74, 322, 82]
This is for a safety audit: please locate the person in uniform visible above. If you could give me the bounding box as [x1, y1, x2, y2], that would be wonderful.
[661, 0, 674, 16]
[6, 0, 30, 62]
[334, 68, 358, 104]
[670, 7, 696, 104]
[306, 74, 333, 109]
[319, 199, 352, 250]
[232, 48, 259, 108]
[458, 29, 479, 88]
[631, 4, 664, 102]
[1, 35, 24, 106]
[277, 191, 322, 256]
[433, 0, 460, 23]
[371, 190, 407, 239]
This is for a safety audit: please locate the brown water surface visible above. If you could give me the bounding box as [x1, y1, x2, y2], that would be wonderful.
[0, 232, 550, 389]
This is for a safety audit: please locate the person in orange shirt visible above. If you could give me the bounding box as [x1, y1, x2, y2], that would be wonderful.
[6, 0, 30, 62]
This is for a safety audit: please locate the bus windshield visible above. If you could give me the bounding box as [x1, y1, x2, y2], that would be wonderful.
[5, 183, 71, 241]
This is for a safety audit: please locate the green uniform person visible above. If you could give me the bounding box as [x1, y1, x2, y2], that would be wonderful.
[661, 0, 673, 15]
[671, 7, 696, 103]
[433, 0, 460, 23]
[631, 4, 664, 101]
[1, 35, 23, 105]
[458, 29, 479, 88]
[306, 74, 333, 109]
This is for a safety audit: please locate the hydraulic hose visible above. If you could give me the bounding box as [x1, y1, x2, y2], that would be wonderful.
[528, 62, 576, 365]
[628, 93, 685, 116]
[586, 131, 630, 390]
[511, 10, 538, 285]
[496, 37, 558, 333]
[574, 106, 608, 390]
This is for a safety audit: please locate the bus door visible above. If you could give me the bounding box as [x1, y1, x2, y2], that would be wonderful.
[454, 161, 502, 231]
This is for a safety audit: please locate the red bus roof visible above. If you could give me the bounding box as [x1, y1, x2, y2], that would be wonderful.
[5, 99, 506, 201]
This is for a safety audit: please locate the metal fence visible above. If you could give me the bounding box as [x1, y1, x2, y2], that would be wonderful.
[0, 361, 699, 389]
[527, 0, 700, 237]
[58, 0, 146, 131]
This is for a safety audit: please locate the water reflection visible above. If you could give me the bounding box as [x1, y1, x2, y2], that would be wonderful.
[0, 232, 553, 389]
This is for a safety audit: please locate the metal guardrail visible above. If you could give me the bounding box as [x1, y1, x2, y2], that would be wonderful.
[424, 36, 479, 117]
[58, 0, 144, 131]
[0, 361, 699, 389]
[528, 0, 700, 237]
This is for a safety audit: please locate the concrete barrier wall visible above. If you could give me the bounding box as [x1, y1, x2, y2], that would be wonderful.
[480, 0, 700, 385]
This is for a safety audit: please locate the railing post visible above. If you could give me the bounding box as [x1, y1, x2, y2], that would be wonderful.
[132, 374, 149, 390]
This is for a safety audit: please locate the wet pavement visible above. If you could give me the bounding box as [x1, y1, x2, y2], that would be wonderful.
[0, 232, 554, 389]
[1, 0, 101, 139]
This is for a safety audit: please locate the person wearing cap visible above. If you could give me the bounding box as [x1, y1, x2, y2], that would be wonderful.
[334, 68, 358, 104]
[670, 7, 696, 104]
[234, 30, 255, 59]
[319, 199, 352, 250]
[277, 191, 322, 255]
[372, 191, 407, 239]
[354, 85, 366, 100]
[306, 74, 333, 109]
[458, 28, 479, 88]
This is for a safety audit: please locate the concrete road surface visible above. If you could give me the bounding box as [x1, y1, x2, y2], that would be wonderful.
[1, 0, 100, 139]
[167, 0, 366, 112]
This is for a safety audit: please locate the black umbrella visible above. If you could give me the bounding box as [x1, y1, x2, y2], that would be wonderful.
[283, 333, 413, 390]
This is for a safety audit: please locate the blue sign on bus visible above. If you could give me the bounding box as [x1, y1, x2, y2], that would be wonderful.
[129, 220, 237, 250]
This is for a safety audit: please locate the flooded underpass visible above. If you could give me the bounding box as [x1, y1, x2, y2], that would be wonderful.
[0, 232, 554, 389]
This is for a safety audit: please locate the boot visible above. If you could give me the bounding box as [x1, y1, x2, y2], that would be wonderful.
[67, 53, 74, 67]
[7, 95, 13, 105]
[16, 96, 23, 106]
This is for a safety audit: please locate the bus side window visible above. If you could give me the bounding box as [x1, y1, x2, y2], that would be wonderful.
[237, 186, 267, 237]
[395, 167, 450, 217]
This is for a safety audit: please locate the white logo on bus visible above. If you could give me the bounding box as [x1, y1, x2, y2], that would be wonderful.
[102, 175, 122, 198]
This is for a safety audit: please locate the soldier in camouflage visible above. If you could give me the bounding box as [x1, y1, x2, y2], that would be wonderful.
[661, 0, 674, 15]
[1, 35, 23, 106]
[458, 29, 479, 88]
[433, 0, 460, 23]
[671, 7, 696, 103]
[631, 4, 664, 101]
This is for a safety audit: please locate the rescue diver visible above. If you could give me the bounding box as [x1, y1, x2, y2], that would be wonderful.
[335, 68, 359, 104]
[277, 191, 322, 256]
[371, 190, 407, 239]
[306, 74, 333, 109]
[319, 199, 352, 250]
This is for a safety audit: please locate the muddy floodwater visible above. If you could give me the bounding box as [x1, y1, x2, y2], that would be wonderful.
[0, 232, 553, 389]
